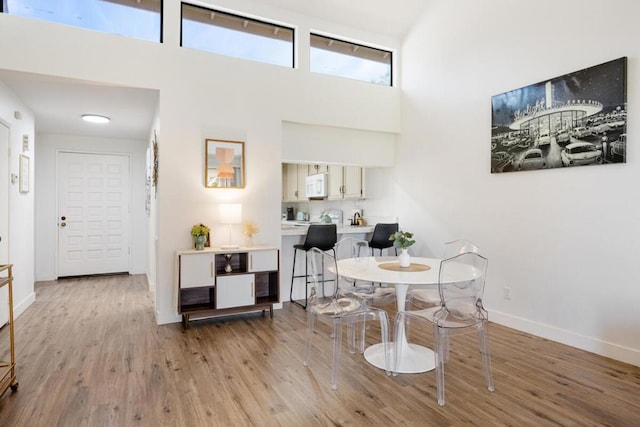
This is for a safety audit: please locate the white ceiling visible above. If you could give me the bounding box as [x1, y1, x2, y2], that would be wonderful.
[0, 1, 426, 141]
[0, 69, 158, 140]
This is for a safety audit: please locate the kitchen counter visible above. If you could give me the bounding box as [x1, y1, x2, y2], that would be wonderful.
[281, 222, 375, 302]
[281, 221, 374, 236]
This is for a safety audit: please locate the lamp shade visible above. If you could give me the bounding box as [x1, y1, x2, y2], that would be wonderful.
[216, 163, 235, 179]
[219, 203, 242, 224]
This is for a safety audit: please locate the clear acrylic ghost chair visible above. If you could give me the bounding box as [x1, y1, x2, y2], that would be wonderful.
[335, 237, 396, 307]
[407, 239, 480, 308]
[394, 251, 494, 406]
[332, 237, 396, 353]
[303, 246, 391, 390]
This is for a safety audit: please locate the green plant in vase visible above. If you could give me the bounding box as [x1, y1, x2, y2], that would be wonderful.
[389, 230, 415, 267]
[191, 223, 211, 251]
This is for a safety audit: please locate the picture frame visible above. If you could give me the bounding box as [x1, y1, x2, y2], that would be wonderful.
[205, 139, 245, 188]
[19, 154, 29, 193]
[491, 57, 627, 173]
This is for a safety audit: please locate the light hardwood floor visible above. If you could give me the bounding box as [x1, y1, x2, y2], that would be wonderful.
[0, 275, 638, 426]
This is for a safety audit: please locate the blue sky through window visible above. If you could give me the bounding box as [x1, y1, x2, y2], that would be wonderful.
[181, 20, 292, 68]
[5, 0, 161, 42]
[311, 47, 390, 85]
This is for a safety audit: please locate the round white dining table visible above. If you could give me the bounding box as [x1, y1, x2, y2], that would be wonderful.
[335, 256, 442, 374]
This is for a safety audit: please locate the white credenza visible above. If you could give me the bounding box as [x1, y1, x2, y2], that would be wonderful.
[176, 246, 279, 329]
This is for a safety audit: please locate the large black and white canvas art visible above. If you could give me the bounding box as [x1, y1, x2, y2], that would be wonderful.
[491, 57, 627, 173]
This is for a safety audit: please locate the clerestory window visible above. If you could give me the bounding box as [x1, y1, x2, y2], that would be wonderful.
[0, 0, 163, 43]
[181, 3, 295, 68]
[310, 33, 392, 86]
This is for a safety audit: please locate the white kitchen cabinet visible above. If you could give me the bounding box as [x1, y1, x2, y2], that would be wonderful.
[177, 247, 279, 328]
[283, 163, 308, 202]
[308, 164, 328, 174]
[328, 165, 343, 199]
[328, 165, 364, 200]
[343, 166, 363, 199]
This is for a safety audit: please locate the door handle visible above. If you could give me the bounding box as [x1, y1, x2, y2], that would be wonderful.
[60, 222, 66, 228]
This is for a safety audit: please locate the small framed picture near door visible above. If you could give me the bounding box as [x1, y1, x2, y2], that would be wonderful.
[19, 154, 29, 193]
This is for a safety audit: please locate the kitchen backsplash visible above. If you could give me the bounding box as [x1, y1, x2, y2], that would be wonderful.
[282, 198, 396, 226]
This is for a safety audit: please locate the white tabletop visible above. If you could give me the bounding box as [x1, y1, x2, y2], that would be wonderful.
[336, 256, 441, 286]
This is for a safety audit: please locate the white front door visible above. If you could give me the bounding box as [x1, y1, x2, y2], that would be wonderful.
[0, 123, 9, 326]
[57, 152, 130, 277]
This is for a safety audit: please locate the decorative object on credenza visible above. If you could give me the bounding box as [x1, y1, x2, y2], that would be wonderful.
[191, 223, 211, 251]
[224, 253, 233, 273]
[389, 230, 415, 268]
[242, 221, 259, 247]
[491, 57, 627, 173]
[205, 139, 245, 188]
[219, 204, 242, 249]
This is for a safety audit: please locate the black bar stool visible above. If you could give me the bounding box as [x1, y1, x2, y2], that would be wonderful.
[290, 224, 337, 309]
[369, 223, 399, 256]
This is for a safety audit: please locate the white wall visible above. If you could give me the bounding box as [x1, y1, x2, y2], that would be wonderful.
[147, 110, 160, 294]
[281, 121, 398, 226]
[34, 134, 149, 280]
[0, 81, 36, 318]
[0, 1, 400, 324]
[399, 0, 640, 365]
[282, 122, 397, 167]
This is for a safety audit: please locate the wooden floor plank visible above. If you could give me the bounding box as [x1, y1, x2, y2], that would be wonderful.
[0, 274, 638, 426]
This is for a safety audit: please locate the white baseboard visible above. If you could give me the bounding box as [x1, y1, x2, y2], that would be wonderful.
[13, 291, 36, 320]
[145, 271, 155, 293]
[490, 310, 640, 367]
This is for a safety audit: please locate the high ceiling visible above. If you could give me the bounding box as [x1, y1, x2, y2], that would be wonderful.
[254, 0, 428, 37]
[0, 1, 427, 140]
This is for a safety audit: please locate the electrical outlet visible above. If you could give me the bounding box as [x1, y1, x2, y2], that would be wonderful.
[503, 286, 511, 300]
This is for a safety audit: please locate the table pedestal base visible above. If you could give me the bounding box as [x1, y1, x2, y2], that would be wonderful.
[363, 342, 435, 373]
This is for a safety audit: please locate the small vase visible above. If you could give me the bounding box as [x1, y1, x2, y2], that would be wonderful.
[399, 248, 411, 268]
[245, 236, 254, 248]
[194, 235, 206, 251]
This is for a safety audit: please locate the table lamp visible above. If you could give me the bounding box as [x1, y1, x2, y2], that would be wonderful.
[219, 203, 242, 249]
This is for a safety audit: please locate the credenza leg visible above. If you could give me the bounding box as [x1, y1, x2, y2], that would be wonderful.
[181, 314, 190, 330]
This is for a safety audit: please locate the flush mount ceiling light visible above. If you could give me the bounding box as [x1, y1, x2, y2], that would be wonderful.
[81, 114, 111, 124]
